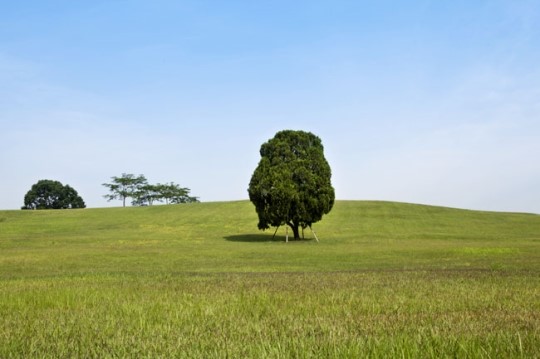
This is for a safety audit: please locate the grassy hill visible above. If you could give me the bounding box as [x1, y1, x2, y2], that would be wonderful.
[1, 201, 539, 357]
[1, 200, 538, 276]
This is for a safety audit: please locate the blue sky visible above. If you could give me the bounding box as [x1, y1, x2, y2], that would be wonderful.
[1, 0, 539, 212]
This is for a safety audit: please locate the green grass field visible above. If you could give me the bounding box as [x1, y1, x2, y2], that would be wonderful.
[1, 201, 539, 357]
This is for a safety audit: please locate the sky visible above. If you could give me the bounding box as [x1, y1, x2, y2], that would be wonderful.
[1, 0, 539, 213]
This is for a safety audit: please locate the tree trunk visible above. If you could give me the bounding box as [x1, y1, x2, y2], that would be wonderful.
[288, 222, 300, 240]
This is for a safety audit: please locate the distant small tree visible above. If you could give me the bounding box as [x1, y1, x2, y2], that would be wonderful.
[248, 130, 334, 240]
[22, 180, 86, 210]
[103, 175, 199, 207]
[102, 173, 148, 207]
[158, 182, 199, 204]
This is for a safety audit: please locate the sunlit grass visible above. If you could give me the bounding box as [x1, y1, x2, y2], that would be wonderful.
[0, 201, 539, 357]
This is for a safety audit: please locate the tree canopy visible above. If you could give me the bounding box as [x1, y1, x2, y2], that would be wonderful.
[22, 179, 86, 210]
[133, 182, 199, 206]
[248, 130, 335, 240]
[102, 173, 148, 207]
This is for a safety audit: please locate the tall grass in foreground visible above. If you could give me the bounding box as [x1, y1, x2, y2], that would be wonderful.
[1, 271, 538, 358]
[0, 201, 539, 357]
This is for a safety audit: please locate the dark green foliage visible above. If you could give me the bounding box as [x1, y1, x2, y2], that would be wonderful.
[248, 130, 335, 239]
[22, 179, 86, 210]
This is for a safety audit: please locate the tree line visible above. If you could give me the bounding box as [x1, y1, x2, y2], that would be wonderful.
[22, 174, 198, 210]
[102, 173, 198, 207]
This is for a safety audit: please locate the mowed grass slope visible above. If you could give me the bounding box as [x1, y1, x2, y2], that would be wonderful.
[0, 201, 539, 357]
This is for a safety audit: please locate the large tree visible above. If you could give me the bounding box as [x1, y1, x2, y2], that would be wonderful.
[102, 173, 148, 207]
[22, 180, 86, 210]
[248, 130, 335, 240]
